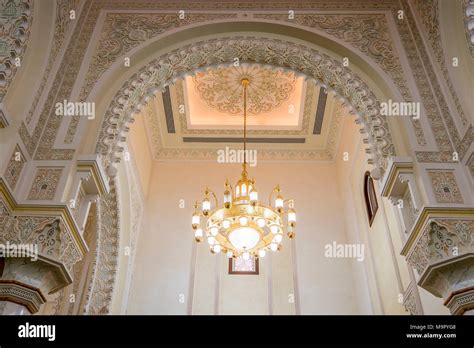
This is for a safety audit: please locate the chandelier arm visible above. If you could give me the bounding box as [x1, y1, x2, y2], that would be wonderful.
[207, 189, 219, 209]
[283, 198, 295, 209]
[268, 185, 281, 207]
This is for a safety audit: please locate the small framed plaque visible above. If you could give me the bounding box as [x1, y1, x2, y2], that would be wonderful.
[228, 255, 259, 275]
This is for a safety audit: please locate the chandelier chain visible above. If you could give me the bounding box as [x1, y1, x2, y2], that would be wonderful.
[242, 78, 249, 177]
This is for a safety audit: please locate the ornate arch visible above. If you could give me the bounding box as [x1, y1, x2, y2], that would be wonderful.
[87, 35, 398, 314]
[95, 36, 395, 179]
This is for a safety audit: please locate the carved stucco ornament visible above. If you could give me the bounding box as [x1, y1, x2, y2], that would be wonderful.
[192, 64, 297, 115]
[95, 36, 395, 179]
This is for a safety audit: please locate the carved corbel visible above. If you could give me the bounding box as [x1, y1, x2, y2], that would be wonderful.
[381, 157, 422, 238]
[70, 155, 109, 233]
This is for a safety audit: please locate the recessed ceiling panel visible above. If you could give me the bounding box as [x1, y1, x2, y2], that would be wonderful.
[184, 64, 305, 130]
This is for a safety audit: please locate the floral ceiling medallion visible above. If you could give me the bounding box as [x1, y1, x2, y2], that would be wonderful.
[192, 64, 297, 116]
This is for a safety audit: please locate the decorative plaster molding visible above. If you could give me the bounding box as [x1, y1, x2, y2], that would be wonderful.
[96, 36, 394, 176]
[467, 153, 474, 178]
[121, 146, 144, 314]
[80, 12, 239, 103]
[0, 209, 82, 274]
[76, 155, 110, 196]
[380, 157, 414, 197]
[418, 252, 474, 314]
[192, 64, 296, 115]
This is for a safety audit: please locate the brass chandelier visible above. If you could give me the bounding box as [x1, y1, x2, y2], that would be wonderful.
[191, 78, 296, 260]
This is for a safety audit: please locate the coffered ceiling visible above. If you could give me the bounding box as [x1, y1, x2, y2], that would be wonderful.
[140, 64, 343, 161]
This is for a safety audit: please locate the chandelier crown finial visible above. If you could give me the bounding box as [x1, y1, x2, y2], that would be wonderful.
[242, 163, 248, 179]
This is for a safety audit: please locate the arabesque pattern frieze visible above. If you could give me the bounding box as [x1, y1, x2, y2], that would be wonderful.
[396, 1, 471, 163]
[25, 0, 82, 126]
[412, 0, 468, 128]
[19, 0, 92, 159]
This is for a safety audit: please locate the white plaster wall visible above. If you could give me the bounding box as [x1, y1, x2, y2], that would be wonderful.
[335, 112, 375, 315]
[335, 112, 407, 315]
